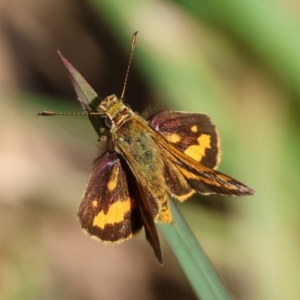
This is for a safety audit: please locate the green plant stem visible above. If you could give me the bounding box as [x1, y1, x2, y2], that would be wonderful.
[158, 200, 232, 300]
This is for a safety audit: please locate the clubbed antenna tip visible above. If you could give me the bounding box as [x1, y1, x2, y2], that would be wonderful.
[120, 31, 139, 100]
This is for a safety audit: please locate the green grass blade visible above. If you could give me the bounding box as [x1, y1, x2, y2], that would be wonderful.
[58, 52, 109, 138]
[158, 200, 232, 300]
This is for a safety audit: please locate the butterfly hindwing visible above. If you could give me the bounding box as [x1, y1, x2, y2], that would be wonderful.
[148, 110, 220, 169]
[78, 150, 143, 243]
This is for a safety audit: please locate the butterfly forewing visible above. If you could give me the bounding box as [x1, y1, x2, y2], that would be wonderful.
[176, 162, 255, 196]
[135, 182, 163, 264]
[78, 150, 143, 242]
[147, 118, 255, 197]
[119, 159, 163, 264]
[161, 151, 195, 201]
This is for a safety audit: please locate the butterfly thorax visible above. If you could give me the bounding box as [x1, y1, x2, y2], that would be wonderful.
[98, 95, 134, 131]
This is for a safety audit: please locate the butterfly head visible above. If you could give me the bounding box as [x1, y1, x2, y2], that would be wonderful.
[98, 94, 133, 130]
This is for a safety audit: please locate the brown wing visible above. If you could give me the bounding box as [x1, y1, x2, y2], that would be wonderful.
[162, 153, 195, 201]
[148, 126, 255, 197]
[175, 162, 255, 196]
[120, 159, 163, 264]
[78, 150, 143, 243]
[148, 110, 220, 169]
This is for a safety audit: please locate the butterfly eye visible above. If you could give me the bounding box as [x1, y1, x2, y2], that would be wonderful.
[101, 115, 113, 128]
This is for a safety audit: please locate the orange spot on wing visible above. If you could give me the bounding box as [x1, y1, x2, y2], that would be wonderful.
[107, 166, 119, 191]
[191, 125, 198, 132]
[184, 134, 211, 162]
[93, 198, 131, 229]
[166, 133, 181, 143]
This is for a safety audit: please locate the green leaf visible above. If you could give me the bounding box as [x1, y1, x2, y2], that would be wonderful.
[58, 52, 109, 137]
[158, 200, 232, 300]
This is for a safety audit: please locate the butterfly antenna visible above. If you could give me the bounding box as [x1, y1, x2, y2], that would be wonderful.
[120, 31, 139, 100]
[38, 32, 139, 117]
[37, 111, 99, 117]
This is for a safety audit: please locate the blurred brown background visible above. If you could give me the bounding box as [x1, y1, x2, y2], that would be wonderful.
[1, 0, 300, 299]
